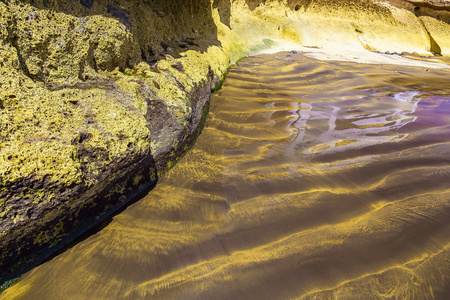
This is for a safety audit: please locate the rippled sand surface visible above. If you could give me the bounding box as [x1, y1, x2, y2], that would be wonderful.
[3, 52, 450, 299]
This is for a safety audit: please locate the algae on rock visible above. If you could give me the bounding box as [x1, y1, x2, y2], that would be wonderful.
[0, 0, 227, 282]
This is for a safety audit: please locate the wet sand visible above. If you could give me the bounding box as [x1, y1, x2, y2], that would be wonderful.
[2, 52, 450, 299]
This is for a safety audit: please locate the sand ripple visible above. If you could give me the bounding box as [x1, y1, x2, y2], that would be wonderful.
[3, 52, 450, 299]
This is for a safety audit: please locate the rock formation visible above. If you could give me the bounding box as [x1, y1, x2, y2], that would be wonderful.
[0, 0, 449, 284]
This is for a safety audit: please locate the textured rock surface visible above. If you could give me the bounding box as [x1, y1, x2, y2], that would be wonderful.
[0, 0, 449, 283]
[0, 0, 229, 281]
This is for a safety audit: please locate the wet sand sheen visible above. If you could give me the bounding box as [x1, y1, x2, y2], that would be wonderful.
[3, 52, 450, 299]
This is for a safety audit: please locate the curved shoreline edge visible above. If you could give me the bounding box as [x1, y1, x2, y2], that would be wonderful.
[0, 0, 449, 284]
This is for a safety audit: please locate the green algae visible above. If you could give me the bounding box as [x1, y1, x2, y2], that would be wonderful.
[0, 277, 20, 293]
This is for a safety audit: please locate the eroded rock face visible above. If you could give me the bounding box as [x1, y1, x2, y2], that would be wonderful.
[0, 0, 228, 281]
[375, 0, 450, 53]
[0, 0, 449, 283]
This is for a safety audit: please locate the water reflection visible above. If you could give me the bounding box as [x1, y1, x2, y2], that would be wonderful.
[3, 52, 450, 299]
[301, 90, 421, 156]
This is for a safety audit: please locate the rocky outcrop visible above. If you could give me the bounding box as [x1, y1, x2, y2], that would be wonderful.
[375, 0, 450, 53]
[0, 0, 229, 281]
[1, 0, 449, 284]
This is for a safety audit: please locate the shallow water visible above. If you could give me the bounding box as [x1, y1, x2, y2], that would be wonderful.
[3, 52, 450, 299]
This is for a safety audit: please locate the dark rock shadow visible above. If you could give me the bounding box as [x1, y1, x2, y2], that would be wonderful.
[0, 149, 158, 285]
[213, 0, 231, 28]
